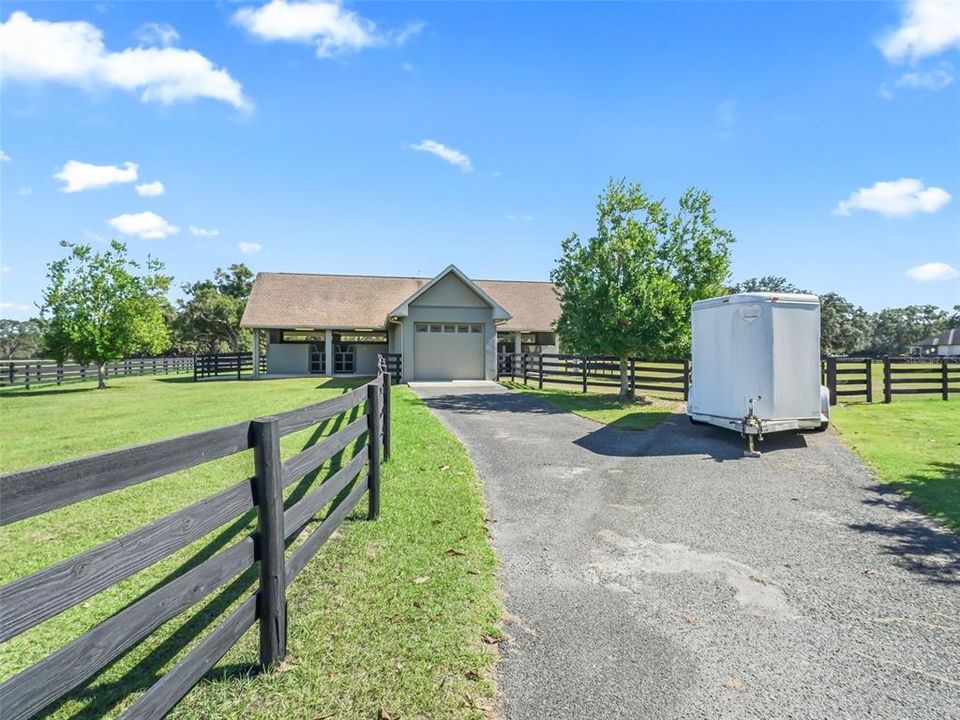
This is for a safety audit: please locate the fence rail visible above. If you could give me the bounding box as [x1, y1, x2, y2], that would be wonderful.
[0, 372, 393, 720]
[193, 352, 267, 381]
[502, 353, 955, 405]
[1, 356, 194, 388]
[381, 353, 402, 382]
[498, 352, 690, 399]
[822, 356, 957, 404]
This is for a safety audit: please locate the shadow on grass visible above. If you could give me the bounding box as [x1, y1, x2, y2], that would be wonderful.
[0, 385, 102, 398]
[39, 404, 371, 719]
[847, 463, 960, 584]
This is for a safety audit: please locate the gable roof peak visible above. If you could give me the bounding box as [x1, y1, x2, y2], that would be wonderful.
[388, 265, 511, 321]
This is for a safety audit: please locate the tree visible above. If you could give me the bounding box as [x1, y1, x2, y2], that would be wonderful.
[819, 292, 872, 355]
[869, 305, 948, 355]
[41, 241, 171, 388]
[948, 305, 960, 329]
[174, 264, 253, 353]
[728, 276, 808, 294]
[552, 179, 734, 396]
[0, 318, 45, 359]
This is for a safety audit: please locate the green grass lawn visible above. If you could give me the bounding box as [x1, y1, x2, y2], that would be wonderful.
[832, 398, 959, 532]
[0, 375, 500, 719]
[499, 380, 680, 430]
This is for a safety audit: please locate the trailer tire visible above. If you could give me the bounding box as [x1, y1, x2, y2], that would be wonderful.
[688, 416, 707, 426]
[812, 420, 829, 433]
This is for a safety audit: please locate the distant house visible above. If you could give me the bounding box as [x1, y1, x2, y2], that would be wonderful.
[240, 265, 560, 381]
[911, 328, 960, 357]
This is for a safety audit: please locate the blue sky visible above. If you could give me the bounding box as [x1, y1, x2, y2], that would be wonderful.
[1, 0, 958, 320]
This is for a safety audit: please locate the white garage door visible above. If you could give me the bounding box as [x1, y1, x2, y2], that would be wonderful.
[414, 323, 484, 380]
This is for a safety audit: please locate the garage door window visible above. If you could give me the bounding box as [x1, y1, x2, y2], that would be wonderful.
[416, 323, 483, 334]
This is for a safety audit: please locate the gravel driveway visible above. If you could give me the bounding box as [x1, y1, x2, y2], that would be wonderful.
[410, 382, 960, 720]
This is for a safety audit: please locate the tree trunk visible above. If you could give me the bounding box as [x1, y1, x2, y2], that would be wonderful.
[97, 362, 107, 389]
[619, 357, 633, 399]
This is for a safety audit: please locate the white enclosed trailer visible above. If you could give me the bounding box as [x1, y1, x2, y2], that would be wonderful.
[687, 292, 830, 455]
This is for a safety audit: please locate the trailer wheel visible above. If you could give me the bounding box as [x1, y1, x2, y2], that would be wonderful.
[688, 416, 707, 426]
[812, 420, 829, 433]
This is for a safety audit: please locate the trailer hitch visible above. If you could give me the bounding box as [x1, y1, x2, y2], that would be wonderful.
[740, 399, 764, 458]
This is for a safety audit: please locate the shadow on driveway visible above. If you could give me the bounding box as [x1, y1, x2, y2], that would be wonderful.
[419, 388, 811, 462]
[849, 475, 960, 585]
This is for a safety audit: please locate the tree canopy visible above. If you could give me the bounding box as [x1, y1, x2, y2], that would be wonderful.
[552, 179, 734, 395]
[40, 241, 171, 388]
[0, 318, 45, 359]
[728, 276, 808, 294]
[173, 264, 254, 353]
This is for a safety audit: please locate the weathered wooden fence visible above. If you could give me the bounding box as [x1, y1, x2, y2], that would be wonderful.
[0, 372, 392, 720]
[498, 352, 690, 399]
[193, 352, 267, 381]
[822, 356, 957, 404]
[1, 356, 193, 389]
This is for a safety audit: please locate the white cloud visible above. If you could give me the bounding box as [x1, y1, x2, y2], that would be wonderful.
[906, 262, 960, 282]
[0, 11, 250, 110]
[833, 178, 951, 217]
[408, 139, 473, 172]
[135, 180, 165, 196]
[18, 186, 32, 196]
[233, 0, 422, 58]
[0, 302, 32, 311]
[238, 241, 262, 255]
[108, 211, 179, 239]
[55, 160, 138, 193]
[190, 225, 220, 237]
[506, 213, 534, 222]
[879, 0, 960, 63]
[136, 22, 179, 47]
[402, 62, 414, 72]
[895, 63, 954, 90]
[0, 150, 10, 162]
[879, 83, 895, 100]
[1, 266, 11, 273]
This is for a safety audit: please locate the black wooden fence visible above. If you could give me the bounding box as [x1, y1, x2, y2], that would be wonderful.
[193, 352, 267, 381]
[822, 356, 958, 404]
[381, 353, 402, 382]
[0, 372, 392, 720]
[498, 352, 690, 399]
[1, 356, 193, 389]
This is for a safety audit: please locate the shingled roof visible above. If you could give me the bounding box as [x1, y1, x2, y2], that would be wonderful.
[914, 328, 959, 347]
[240, 272, 560, 332]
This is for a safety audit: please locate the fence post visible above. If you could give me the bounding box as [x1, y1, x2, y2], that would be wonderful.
[251, 418, 287, 670]
[538, 354, 543, 390]
[865, 358, 873, 403]
[193, 354, 198, 382]
[7, 362, 13, 386]
[826, 356, 838, 406]
[366, 381, 382, 520]
[883, 357, 892, 403]
[382, 371, 392, 461]
[942, 358, 949, 401]
[582, 355, 588, 393]
[80, 364, 86, 382]
[511, 353, 516, 383]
